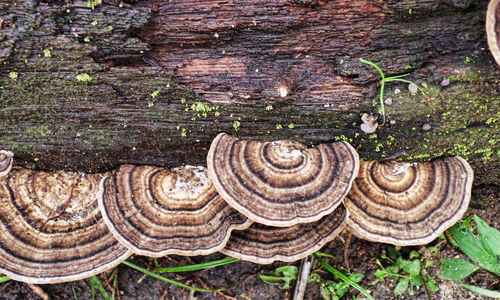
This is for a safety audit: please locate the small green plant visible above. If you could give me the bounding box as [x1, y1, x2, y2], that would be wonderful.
[8, 72, 18, 79]
[150, 90, 160, 98]
[76, 73, 92, 83]
[87, 0, 99, 10]
[439, 215, 500, 298]
[313, 253, 374, 300]
[318, 271, 364, 300]
[260, 265, 299, 289]
[232, 120, 241, 132]
[359, 58, 426, 124]
[43, 49, 52, 58]
[372, 247, 438, 297]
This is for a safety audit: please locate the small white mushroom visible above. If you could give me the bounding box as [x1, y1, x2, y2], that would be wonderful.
[360, 113, 378, 133]
[408, 83, 418, 94]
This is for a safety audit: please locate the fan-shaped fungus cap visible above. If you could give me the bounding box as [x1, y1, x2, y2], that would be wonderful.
[220, 205, 348, 264]
[0, 150, 13, 177]
[207, 133, 359, 227]
[98, 165, 251, 257]
[0, 169, 131, 284]
[486, 0, 500, 66]
[344, 157, 473, 246]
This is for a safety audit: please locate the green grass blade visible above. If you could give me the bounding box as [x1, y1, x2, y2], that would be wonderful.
[385, 73, 410, 79]
[0, 275, 10, 284]
[90, 277, 95, 300]
[384, 78, 427, 96]
[122, 260, 223, 293]
[312, 253, 374, 300]
[71, 282, 79, 300]
[459, 283, 500, 298]
[359, 58, 385, 80]
[90, 276, 111, 300]
[313, 251, 335, 259]
[156, 257, 239, 273]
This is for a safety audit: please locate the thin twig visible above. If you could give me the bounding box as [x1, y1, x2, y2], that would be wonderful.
[28, 284, 48, 300]
[44, 177, 80, 225]
[344, 232, 352, 270]
[293, 255, 314, 300]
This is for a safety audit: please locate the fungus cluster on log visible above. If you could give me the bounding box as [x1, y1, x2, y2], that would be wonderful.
[0, 133, 473, 283]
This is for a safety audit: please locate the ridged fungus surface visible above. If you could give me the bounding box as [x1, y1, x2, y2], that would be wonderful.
[98, 165, 251, 257]
[344, 157, 473, 246]
[221, 205, 348, 264]
[207, 133, 359, 227]
[0, 150, 13, 177]
[0, 168, 131, 284]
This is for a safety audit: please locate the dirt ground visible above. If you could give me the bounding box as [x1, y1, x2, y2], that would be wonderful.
[0, 185, 498, 300]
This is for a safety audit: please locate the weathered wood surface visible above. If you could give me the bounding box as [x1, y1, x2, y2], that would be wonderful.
[0, 0, 498, 186]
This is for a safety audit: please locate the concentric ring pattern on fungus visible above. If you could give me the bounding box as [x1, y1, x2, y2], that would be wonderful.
[221, 204, 348, 264]
[344, 157, 473, 246]
[0, 169, 131, 284]
[207, 133, 359, 227]
[98, 164, 251, 257]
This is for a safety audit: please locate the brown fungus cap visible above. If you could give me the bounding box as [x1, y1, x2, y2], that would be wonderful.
[220, 205, 348, 264]
[0, 169, 131, 284]
[486, 0, 500, 66]
[207, 133, 359, 227]
[344, 157, 473, 246]
[98, 165, 251, 257]
[0, 150, 13, 177]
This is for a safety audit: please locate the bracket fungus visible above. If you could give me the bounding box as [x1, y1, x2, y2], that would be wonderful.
[344, 157, 473, 246]
[0, 150, 13, 177]
[221, 205, 348, 264]
[0, 168, 131, 284]
[207, 133, 359, 227]
[98, 165, 251, 257]
[486, 0, 500, 66]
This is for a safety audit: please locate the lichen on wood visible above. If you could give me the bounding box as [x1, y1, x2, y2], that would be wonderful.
[0, 0, 497, 188]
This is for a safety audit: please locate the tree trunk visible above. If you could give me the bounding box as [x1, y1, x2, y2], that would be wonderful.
[0, 0, 497, 187]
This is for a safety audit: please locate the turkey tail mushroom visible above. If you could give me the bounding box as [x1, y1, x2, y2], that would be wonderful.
[207, 133, 359, 227]
[0, 150, 13, 177]
[220, 205, 348, 264]
[344, 157, 473, 246]
[0, 169, 131, 284]
[98, 165, 251, 257]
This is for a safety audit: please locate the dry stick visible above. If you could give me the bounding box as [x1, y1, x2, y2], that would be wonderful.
[160, 285, 170, 300]
[43, 178, 80, 225]
[137, 259, 154, 284]
[293, 255, 314, 300]
[344, 232, 352, 270]
[196, 277, 236, 300]
[28, 284, 49, 300]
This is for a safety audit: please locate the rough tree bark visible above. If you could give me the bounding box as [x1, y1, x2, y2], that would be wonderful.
[0, 0, 498, 188]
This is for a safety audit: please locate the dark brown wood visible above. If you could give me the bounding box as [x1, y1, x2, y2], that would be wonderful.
[0, 0, 497, 186]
